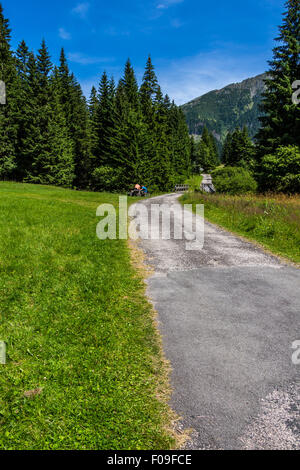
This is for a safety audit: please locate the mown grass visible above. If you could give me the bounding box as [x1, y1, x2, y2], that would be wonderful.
[180, 192, 300, 263]
[0, 182, 175, 450]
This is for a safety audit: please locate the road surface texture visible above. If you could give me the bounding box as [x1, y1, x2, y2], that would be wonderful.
[132, 193, 300, 450]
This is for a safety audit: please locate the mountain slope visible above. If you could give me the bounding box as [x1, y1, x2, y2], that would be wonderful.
[181, 73, 267, 143]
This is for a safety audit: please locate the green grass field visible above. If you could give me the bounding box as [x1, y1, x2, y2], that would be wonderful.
[181, 192, 300, 264]
[0, 182, 175, 450]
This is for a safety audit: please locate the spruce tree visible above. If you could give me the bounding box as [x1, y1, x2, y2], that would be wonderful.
[0, 3, 17, 179]
[88, 86, 99, 161]
[26, 40, 53, 183]
[67, 74, 91, 188]
[47, 89, 75, 186]
[225, 127, 255, 168]
[222, 132, 232, 165]
[190, 136, 198, 172]
[20, 52, 40, 180]
[140, 56, 158, 126]
[256, 0, 300, 155]
[201, 126, 219, 168]
[109, 62, 150, 186]
[122, 59, 139, 111]
[14, 40, 31, 179]
[95, 71, 116, 168]
[56, 50, 91, 187]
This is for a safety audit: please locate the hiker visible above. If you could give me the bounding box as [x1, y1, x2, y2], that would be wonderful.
[141, 185, 148, 195]
[128, 184, 141, 196]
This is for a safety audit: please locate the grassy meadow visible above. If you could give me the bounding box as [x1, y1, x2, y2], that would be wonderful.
[0, 182, 175, 450]
[181, 192, 300, 264]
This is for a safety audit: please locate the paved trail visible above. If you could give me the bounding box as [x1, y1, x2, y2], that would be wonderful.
[135, 193, 300, 450]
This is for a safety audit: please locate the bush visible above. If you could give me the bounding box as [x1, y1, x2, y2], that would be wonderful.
[260, 146, 300, 193]
[211, 167, 258, 195]
[91, 166, 124, 192]
[185, 175, 203, 192]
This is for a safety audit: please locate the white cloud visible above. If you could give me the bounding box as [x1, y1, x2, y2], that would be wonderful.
[59, 28, 71, 40]
[68, 52, 115, 65]
[72, 2, 90, 19]
[157, 49, 266, 105]
[157, 0, 184, 9]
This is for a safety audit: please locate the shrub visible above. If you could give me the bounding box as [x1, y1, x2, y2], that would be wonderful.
[185, 174, 203, 191]
[91, 166, 124, 192]
[211, 167, 258, 195]
[260, 146, 300, 193]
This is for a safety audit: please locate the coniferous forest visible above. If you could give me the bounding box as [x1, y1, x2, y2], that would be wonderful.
[0, 1, 299, 194]
[0, 3, 192, 192]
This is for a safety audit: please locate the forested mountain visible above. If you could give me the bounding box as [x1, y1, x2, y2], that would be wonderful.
[0, 3, 191, 192]
[181, 74, 267, 143]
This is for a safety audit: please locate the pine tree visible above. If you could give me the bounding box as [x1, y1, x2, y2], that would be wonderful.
[190, 136, 198, 172]
[195, 126, 219, 171]
[140, 55, 158, 126]
[201, 126, 219, 168]
[222, 132, 232, 165]
[14, 40, 31, 179]
[0, 3, 17, 179]
[122, 59, 139, 111]
[88, 86, 99, 161]
[151, 86, 173, 188]
[36, 39, 52, 102]
[95, 71, 117, 168]
[47, 90, 75, 186]
[20, 52, 40, 180]
[67, 74, 91, 188]
[198, 141, 212, 172]
[225, 127, 255, 168]
[256, 0, 300, 156]
[171, 107, 191, 179]
[108, 62, 151, 186]
[25, 40, 53, 183]
[15, 40, 30, 78]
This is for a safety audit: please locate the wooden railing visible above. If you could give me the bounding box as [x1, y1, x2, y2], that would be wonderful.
[174, 185, 189, 192]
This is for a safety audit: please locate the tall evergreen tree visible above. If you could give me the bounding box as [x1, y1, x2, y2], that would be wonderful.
[122, 59, 139, 111]
[20, 52, 40, 179]
[190, 136, 198, 172]
[67, 74, 91, 188]
[25, 40, 53, 182]
[95, 71, 117, 168]
[0, 3, 17, 179]
[201, 126, 219, 168]
[140, 55, 158, 126]
[222, 131, 232, 165]
[256, 0, 300, 155]
[55, 50, 92, 187]
[14, 40, 31, 179]
[224, 127, 255, 168]
[88, 86, 99, 161]
[109, 63, 150, 185]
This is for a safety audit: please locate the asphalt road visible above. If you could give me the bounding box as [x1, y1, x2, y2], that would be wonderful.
[134, 193, 300, 450]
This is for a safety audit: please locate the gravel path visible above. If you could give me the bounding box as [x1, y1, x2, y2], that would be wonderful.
[134, 193, 300, 450]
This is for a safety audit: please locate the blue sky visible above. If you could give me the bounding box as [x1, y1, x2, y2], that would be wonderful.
[3, 0, 285, 104]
